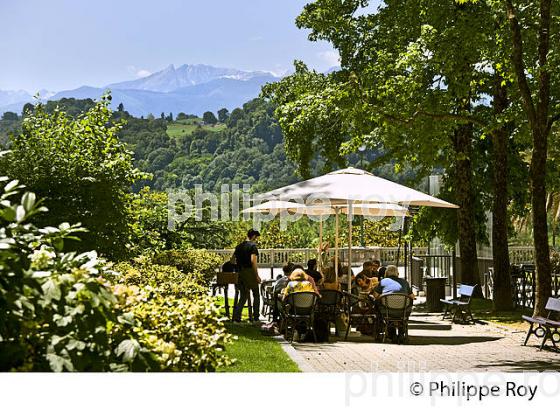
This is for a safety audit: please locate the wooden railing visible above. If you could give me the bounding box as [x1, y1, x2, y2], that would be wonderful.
[208, 246, 431, 268]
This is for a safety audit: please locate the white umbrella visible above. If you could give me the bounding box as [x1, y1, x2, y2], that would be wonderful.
[257, 167, 459, 292]
[257, 167, 458, 208]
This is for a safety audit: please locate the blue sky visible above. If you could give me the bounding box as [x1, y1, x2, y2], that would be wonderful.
[0, 0, 343, 93]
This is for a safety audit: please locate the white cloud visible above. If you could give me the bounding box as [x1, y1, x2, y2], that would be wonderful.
[136, 69, 152, 78]
[317, 50, 340, 67]
[126, 65, 152, 78]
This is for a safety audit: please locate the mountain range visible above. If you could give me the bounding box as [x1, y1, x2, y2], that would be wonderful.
[0, 64, 281, 117]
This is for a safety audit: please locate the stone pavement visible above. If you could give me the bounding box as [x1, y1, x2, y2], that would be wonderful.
[283, 313, 560, 372]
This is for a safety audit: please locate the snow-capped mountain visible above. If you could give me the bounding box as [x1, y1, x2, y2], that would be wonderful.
[1, 64, 281, 116]
[107, 64, 277, 93]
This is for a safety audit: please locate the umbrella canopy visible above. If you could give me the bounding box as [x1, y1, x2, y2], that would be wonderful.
[242, 200, 409, 217]
[241, 200, 307, 215]
[305, 203, 409, 217]
[258, 167, 458, 209]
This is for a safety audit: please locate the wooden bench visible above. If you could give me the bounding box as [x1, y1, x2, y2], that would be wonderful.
[523, 297, 560, 350]
[440, 284, 477, 324]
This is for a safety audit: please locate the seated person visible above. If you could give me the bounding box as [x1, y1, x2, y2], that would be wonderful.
[372, 265, 413, 342]
[338, 264, 358, 295]
[372, 265, 414, 299]
[305, 258, 323, 285]
[271, 263, 294, 323]
[371, 259, 386, 279]
[274, 262, 294, 295]
[355, 272, 379, 294]
[351, 273, 379, 336]
[358, 261, 376, 278]
[320, 266, 340, 291]
[337, 264, 355, 284]
[282, 269, 320, 300]
[293, 263, 320, 294]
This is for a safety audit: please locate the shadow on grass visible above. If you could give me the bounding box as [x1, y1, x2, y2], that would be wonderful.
[415, 298, 532, 326]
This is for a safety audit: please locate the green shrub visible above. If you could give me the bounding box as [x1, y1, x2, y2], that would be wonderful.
[0, 177, 157, 371]
[129, 187, 233, 255]
[114, 259, 232, 371]
[0, 95, 146, 260]
[0, 176, 229, 372]
[152, 249, 223, 284]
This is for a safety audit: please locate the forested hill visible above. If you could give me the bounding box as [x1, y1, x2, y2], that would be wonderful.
[1, 96, 417, 194]
[114, 98, 300, 193]
[0, 97, 301, 193]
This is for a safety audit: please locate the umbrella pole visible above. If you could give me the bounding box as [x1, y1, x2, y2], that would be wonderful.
[396, 215, 405, 266]
[318, 218, 323, 272]
[348, 201, 353, 294]
[335, 208, 339, 279]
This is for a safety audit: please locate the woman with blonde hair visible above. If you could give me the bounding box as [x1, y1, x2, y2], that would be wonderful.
[282, 268, 319, 300]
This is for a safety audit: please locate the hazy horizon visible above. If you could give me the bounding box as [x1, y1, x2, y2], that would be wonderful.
[0, 0, 343, 93]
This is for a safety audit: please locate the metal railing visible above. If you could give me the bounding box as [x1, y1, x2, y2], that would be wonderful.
[483, 264, 560, 309]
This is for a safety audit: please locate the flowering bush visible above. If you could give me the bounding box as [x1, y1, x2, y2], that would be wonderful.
[0, 177, 158, 371]
[0, 176, 230, 371]
[114, 260, 231, 371]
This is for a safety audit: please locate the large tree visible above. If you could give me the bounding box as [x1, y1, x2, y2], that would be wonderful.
[266, 0, 500, 289]
[500, 0, 559, 315]
[202, 111, 218, 125]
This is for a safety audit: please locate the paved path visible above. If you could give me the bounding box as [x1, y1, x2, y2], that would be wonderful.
[284, 313, 560, 372]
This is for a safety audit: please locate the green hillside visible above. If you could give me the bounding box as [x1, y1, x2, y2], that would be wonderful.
[166, 117, 226, 139]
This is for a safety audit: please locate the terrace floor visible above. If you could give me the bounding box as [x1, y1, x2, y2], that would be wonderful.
[282, 312, 560, 372]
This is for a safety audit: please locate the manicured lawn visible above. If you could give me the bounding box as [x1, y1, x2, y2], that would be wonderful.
[214, 297, 300, 372]
[219, 323, 300, 372]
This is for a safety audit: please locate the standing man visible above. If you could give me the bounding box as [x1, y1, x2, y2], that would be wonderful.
[232, 229, 261, 322]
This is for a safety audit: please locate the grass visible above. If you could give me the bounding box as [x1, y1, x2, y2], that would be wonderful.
[468, 298, 531, 330]
[219, 323, 300, 372]
[214, 296, 300, 372]
[166, 118, 227, 139]
[416, 297, 531, 330]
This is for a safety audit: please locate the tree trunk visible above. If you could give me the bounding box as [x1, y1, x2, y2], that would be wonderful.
[531, 125, 552, 316]
[491, 75, 513, 311]
[505, 0, 552, 316]
[452, 122, 481, 289]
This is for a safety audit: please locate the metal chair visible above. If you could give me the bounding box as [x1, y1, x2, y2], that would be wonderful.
[343, 291, 379, 340]
[378, 293, 413, 344]
[260, 279, 276, 321]
[283, 292, 318, 343]
[316, 289, 344, 336]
